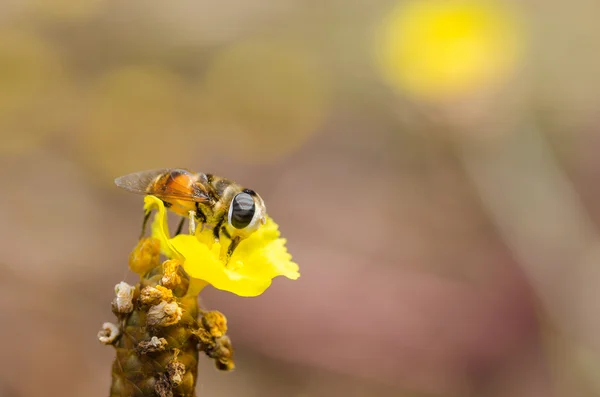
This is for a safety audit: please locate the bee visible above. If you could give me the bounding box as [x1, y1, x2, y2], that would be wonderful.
[114, 168, 267, 259]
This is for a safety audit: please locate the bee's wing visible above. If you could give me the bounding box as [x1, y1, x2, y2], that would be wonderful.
[115, 168, 211, 203]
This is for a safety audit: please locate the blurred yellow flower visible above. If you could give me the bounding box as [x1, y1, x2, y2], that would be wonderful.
[375, 0, 524, 100]
[144, 195, 300, 297]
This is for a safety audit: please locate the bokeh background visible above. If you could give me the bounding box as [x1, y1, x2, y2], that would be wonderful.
[1, 0, 600, 396]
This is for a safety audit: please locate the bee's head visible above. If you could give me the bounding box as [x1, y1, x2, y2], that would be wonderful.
[227, 189, 266, 237]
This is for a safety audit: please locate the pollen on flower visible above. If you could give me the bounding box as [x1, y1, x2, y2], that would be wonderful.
[161, 259, 182, 290]
[201, 311, 228, 338]
[139, 285, 174, 306]
[144, 195, 300, 297]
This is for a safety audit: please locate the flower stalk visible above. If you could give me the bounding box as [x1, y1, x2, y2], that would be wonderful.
[99, 237, 234, 397]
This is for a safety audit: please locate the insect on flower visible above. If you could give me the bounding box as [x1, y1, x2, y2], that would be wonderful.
[115, 168, 267, 259]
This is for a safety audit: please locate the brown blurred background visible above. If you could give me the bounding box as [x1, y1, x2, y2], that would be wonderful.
[1, 0, 600, 396]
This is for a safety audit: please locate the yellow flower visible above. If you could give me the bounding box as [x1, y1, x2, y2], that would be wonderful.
[375, 0, 524, 100]
[144, 195, 300, 297]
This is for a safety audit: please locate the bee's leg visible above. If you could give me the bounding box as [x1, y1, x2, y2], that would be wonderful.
[226, 236, 241, 260]
[174, 217, 185, 236]
[223, 236, 241, 263]
[140, 209, 151, 239]
[188, 210, 196, 235]
[194, 203, 208, 234]
[213, 218, 225, 242]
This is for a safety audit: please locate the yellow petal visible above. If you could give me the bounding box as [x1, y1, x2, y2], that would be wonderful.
[144, 195, 181, 260]
[144, 195, 300, 297]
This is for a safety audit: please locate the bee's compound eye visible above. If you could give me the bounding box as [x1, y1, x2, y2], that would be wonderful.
[229, 192, 256, 229]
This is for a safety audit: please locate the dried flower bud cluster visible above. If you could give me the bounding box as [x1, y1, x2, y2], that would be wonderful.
[139, 285, 174, 307]
[112, 282, 135, 314]
[100, 237, 236, 397]
[136, 336, 168, 355]
[155, 350, 188, 397]
[147, 301, 183, 327]
[98, 322, 120, 345]
[161, 259, 182, 290]
[202, 310, 228, 337]
[194, 311, 235, 371]
[128, 237, 161, 274]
